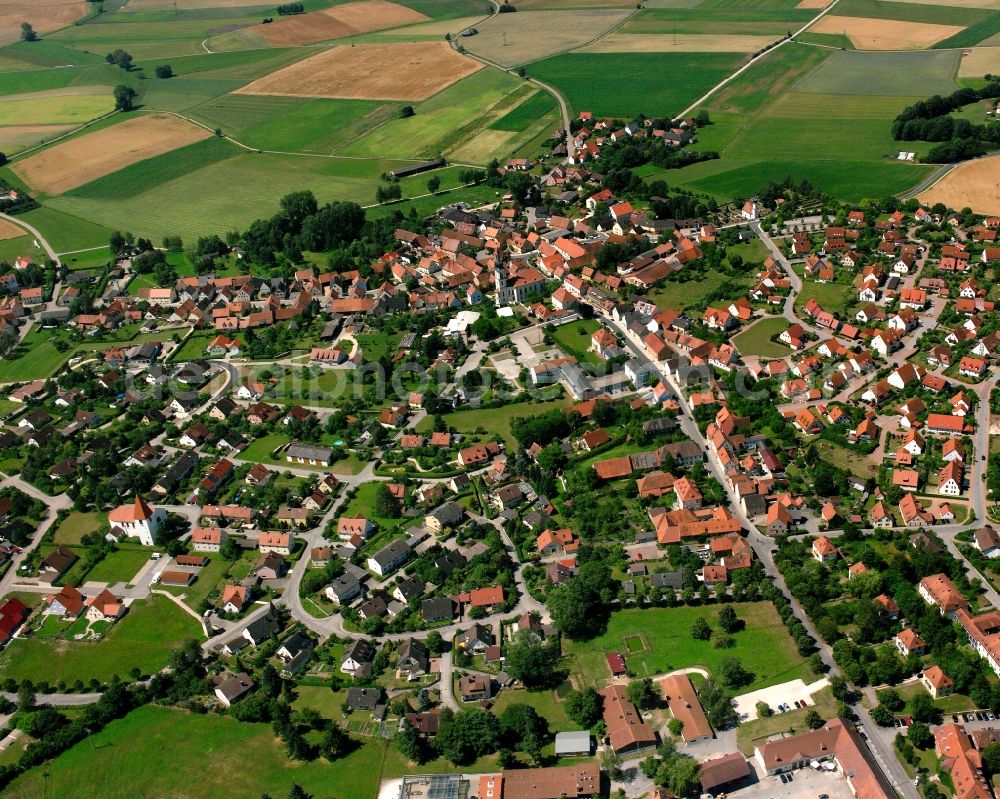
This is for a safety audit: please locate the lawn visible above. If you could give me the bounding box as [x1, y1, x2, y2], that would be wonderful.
[159, 550, 247, 610]
[170, 330, 218, 362]
[1, 705, 388, 799]
[489, 687, 575, 732]
[344, 481, 407, 535]
[0, 595, 199, 684]
[732, 317, 789, 358]
[51, 512, 104, 546]
[84, 547, 153, 585]
[414, 396, 567, 449]
[355, 329, 403, 363]
[550, 318, 602, 366]
[565, 602, 812, 690]
[528, 51, 744, 117]
[814, 440, 879, 480]
[646, 272, 751, 312]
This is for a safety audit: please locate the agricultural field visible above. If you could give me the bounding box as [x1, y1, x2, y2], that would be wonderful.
[236, 41, 482, 101]
[807, 15, 963, 49]
[11, 113, 212, 196]
[580, 33, 781, 52]
[528, 51, 744, 117]
[959, 45, 1000, 78]
[0, 217, 24, 240]
[919, 154, 1000, 216]
[0, 0, 87, 46]
[235, 0, 430, 48]
[463, 9, 631, 67]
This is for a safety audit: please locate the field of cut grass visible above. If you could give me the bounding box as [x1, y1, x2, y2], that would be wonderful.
[0, 595, 199, 684]
[623, 4, 813, 35]
[84, 547, 154, 585]
[490, 89, 559, 132]
[834, 0, 992, 25]
[528, 51, 744, 117]
[733, 316, 789, 358]
[338, 67, 521, 159]
[10, 205, 114, 252]
[1, 705, 388, 799]
[791, 48, 961, 96]
[51, 511, 104, 546]
[550, 318, 603, 366]
[0, 92, 113, 125]
[937, 11, 1000, 48]
[566, 602, 812, 689]
[414, 396, 567, 448]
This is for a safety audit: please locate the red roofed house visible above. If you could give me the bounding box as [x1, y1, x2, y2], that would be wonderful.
[108, 495, 165, 547]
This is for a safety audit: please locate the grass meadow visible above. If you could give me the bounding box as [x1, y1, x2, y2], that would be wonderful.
[566, 602, 812, 689]
[0, 595, 199, 685]
[528, 51, 744, 117]
[732, 317, 789, 358]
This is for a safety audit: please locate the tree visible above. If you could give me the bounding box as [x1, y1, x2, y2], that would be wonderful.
[870, 704, 895, 727]
[626, 678, 659, 711]
[399, 105, 415, 118]
[503, 631, 559, 688]
[804, 709, 825, 729]
[19, 22, 37, 42]
[425, 630, 445, 656]
[396, 719, 430, 764]
[908, 721, 933, 750]
[755, 701, 773, 718]
[287, 786, 311, 799]
[499, 703, 547, 749]
[434, 709, 501, 765]
[105, 49, 134, 70]
[875, 688, 903, 711]
[982, 741, 1000, 776]
[565, 687, 602, 728]
[717, 605, 741, 633]
[113, 85, 138, 112]
[718, 657, 753, 689]
[154, 64, 173, 78]
[668, 717, 684, 737]
[17, 683, 35, 712]
[909, 692, 938, 724]
[321, 725, 352, 761]
[690, 616, 712, 640]
[427, 175, 441, 194]
[0, 152, 6, 167]
[374, 482, 401, 518]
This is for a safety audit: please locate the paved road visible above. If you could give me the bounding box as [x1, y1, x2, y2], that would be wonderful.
[0, 212, 59, 265]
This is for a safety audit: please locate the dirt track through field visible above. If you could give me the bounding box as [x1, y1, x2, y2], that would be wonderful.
[919, 155, 1000, 216]
[12, 113, 211, 196]
[0, 218, 26, 241]
[0, 0, 87, 45]
[236, 41, 482, 101]
[809, 15, 963, 49]
[580, 32, 780, 52]
[251, 0, 428, 46]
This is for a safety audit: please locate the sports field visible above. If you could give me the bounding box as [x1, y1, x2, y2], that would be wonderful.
[465, 9, 631, 67]
[236, 41, 482, 101]
[919, 155, 1000, 216]
[12, 113, 212, 195]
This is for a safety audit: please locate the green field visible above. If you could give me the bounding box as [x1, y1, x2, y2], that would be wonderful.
[1, 705, 388, 799]
[623, 1, 814, 35]
[0, 595, 199, 684]
[84, 547, 153, 585]
[339, 68, 522, 159]
[528, 51, 744, 117]
[491, 89, 559, 133]
[936, 11, 1000, 48]
[550, 319, 603, 366]
[732, 317, 789, 358]
[51, 512, 104, 546]
[566, 602, 812, 689]
[833, 0, 992, 26]
[415, 397, 567, 448]
[791, 49, 961, 97]
[0, 92, 114, 125]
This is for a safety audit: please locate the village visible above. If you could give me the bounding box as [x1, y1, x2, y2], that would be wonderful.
[3, 105, 1000, 799]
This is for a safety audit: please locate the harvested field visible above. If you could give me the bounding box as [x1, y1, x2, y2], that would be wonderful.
[124, 0, 271, 9]
[884, 0, 1000, 6]
[464, 9, 631, 67]
[378, 15, 483, 37]
[236, 41, 481, 101]
[796, 0, 831, 7]
[580, 32, 779, 52]
[919, 156, 1000, 216]
[0, 0, 87, 45]
[808, 15, 963, 49]
[959, 46, 1000, 77]
[0, 124, 74, 153]
[252, 1, 428, 46]
[0, 218, 25, 241]
[12, 113, 212, 196]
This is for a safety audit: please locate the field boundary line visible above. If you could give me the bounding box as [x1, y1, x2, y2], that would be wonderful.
[675, 0, 844, 119]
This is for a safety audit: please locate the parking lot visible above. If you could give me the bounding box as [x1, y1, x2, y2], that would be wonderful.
[720, 764, 855, 799]
[733, 678, 828, 721]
